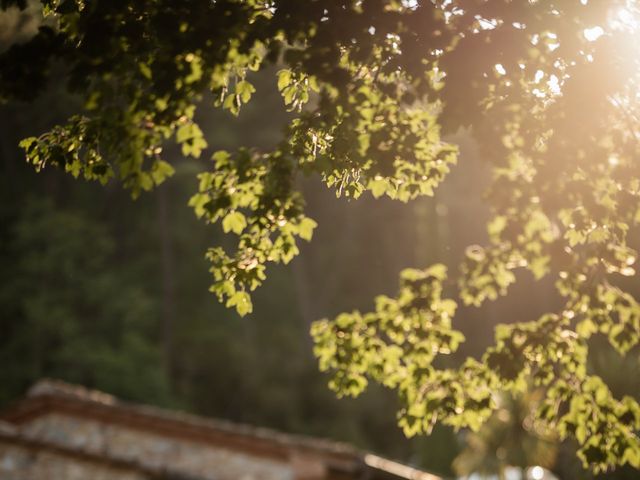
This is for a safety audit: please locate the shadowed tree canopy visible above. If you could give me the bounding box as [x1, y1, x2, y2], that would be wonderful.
[1, 0, 639, 474]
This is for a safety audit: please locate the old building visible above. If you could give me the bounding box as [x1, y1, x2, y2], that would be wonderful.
[0, 380, 442, 480]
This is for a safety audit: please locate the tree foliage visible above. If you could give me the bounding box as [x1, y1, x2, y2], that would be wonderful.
[0, 199, 172, 405]
[2, 0, 640, 473]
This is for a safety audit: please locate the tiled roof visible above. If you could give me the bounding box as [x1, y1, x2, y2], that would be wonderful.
[1, 379, 443, 480]
[0, 420, 203, 480]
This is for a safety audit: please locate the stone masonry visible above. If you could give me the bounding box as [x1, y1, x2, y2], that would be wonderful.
[0, 380, 442, 480]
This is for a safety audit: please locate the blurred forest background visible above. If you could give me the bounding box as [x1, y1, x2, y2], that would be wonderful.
[1, 7, 638, 479]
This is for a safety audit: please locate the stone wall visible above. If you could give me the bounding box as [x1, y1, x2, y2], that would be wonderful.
[0, 442, 147, 480]
[21, 412, 294, 480]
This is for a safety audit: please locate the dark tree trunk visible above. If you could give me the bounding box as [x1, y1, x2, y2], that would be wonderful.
[292, 252, 315, 349]
[157, 183, 176, 376]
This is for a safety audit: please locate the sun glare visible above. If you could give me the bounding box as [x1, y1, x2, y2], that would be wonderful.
[583, 25, 604, 42]
[582, 3, 640, 41]
[610, 5, 640, 32]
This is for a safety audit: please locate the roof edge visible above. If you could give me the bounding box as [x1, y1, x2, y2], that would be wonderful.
[1, 379, 443, 480]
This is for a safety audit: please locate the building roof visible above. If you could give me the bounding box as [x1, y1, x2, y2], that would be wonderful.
[0, 420, 196, 480]
[1, 379, 442, 480]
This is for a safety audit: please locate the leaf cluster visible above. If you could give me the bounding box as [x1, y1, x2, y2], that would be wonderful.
[2, 0, 640, 472]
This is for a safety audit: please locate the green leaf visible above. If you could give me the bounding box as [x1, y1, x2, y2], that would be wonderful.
[369, 178, 387, 198]
[212, 150, 230, 166]
[150, 160, 175, 184]
[176, 124, 193, 143]
[138, 62, 152, 79]
[487, 215, 507, 237]
[623, 445, 640, 468]
[227, 291, 253, 316]
[222, 211, 247, 235]
[298, 217, 317, 241]
[223, 93, 239, 115]
[282, 85, 296, 106]
[277, 69, 292, 91]
[190, 136, 207, 158]
[19, 137, 36, 151]
[236, 80, 255, 103]
[188, 193, 210, 218]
